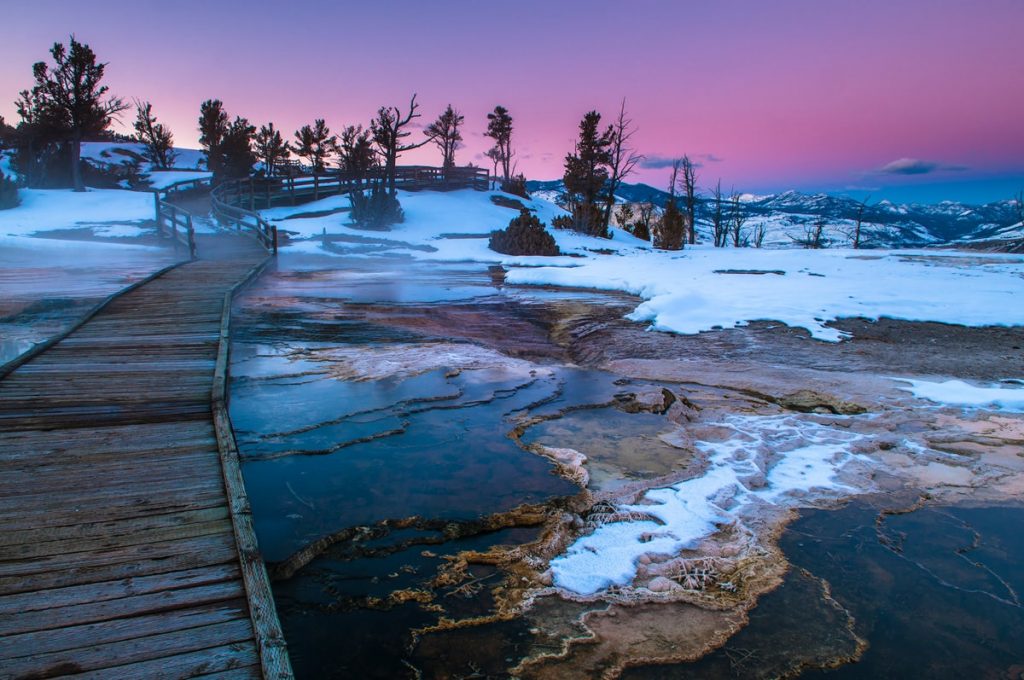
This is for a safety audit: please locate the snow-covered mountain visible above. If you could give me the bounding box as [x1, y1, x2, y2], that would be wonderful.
[527, 180, 1024, 250]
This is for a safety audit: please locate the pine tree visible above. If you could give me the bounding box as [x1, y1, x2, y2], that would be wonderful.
[338, 125, 376, 180]
[220, 117, 256, 180]
[293, 119, 336, 174]
[254, 123, 290, 176]
[652, 162, 685, 249]
[22, 37, 127, 191]
[562, 110, 613, 237]
[198, 99, 229, 178]
[484, 106, 514, 183]
[425, 104, 464, 170]
[133, 100, 176, 169]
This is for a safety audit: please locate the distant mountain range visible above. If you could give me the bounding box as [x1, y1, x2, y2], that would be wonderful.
[526, 180, 1024, 250]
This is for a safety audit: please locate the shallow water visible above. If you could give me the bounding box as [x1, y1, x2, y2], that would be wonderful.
[624, 501, 1024, 679]
[232, 248, 1024, 679]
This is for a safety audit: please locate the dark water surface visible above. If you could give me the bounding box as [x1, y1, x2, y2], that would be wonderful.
[625, 501, 1024, 680]
[233, 251, 1024, 679]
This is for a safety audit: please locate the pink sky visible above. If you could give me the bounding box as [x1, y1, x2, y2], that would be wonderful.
[2, 0, 1022, 202]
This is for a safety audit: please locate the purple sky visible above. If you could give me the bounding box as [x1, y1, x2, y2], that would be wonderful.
[2, 0, 1022, 203]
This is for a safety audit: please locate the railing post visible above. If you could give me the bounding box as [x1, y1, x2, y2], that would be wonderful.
[154, 193, 163, 237]
[272, 225, 278, 254]
[187, 214, 197, 259]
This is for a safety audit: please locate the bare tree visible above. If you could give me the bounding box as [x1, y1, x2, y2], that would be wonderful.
[636, 201, 659, 242]
[852, 194, 872, 248]
[372, 93, 431, 195]
[729, 190, 748, 247]
[484, 146, 502, 189]
[793, 216, 827, 249]
[601, 100, 644, 233]
[710, 180, 726, 247]
[676, 155, 698, 244]
[133, 100, 176, 169]
[751, 223, 767, 248]
[425, 104, 464, 170]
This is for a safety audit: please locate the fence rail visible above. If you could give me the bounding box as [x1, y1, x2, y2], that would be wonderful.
[153, 193, 197, 259]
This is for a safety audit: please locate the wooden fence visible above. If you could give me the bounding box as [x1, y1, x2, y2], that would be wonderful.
[210, 165, 489, 255]
[153, 192, 197, 259]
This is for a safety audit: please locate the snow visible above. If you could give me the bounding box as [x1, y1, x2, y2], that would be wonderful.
[264, 189, 1024, 342]
[80, 141, 205, 170]
[0, 188, 155, 238]
[550, 414, 867, 595]
[893, 378, 1024, 412]
[144, 170, 212, 190]
[507, 247, 1024, 341]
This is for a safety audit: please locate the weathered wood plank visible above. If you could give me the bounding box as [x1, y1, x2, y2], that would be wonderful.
[0, 581, 245, 639]
[0, 618, 255, 677]
[0, 564, 239, 616]
[0, 234, 289, 678]
[70, 641, 260, 679]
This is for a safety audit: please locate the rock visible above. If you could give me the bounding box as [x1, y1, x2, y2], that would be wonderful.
[617, 387, 677, 415]
[647, 576, 677, 593]
[776, 389, 867, 415]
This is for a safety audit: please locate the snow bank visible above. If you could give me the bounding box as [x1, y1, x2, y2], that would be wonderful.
[507, 248, 1024, 341]
[0, 188, 154, 237]
[80, 141, 205, 170]
[550, 414, 866, 595]
[265, 188, 1024, 342]
[145, 170, 212, 190]
[894, 378, 1024, 411]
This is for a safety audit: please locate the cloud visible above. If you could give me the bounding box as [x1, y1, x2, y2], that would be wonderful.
[640, 153, 721, 170]
[876, 158, 969, 175]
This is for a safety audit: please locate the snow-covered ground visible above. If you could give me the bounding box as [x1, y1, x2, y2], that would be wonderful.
[0, 188, 157, 240]
[264, 189, 1024, 342]
[894, 378, 1024, 411]
[79, 141, 211, 190]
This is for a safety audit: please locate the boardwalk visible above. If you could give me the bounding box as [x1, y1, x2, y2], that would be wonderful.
[0, 233, 289, 678]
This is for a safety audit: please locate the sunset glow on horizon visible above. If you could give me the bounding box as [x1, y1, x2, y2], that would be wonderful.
[2, 0, 1021, 203]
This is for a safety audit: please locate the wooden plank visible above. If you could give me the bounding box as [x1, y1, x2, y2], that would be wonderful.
[0, 585, 245, 641]
[70, 642, 260, 679]
[0, 618, 255, 677]
[0, 564, 239, 616]
[0, 233, 289, 678]
[0, 532, 239, 596]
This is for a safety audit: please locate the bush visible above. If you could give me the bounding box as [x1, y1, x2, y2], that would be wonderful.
[351, 185, 403, 229]
[551, 214, 574, 230]
[0, 169, 19, 209]
[652, 197, 685, 250]
[489, 209, 560, 256]
[500, 174, 529, 199]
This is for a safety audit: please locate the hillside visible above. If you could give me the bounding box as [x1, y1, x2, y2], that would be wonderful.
[528, 180, 1024, 249]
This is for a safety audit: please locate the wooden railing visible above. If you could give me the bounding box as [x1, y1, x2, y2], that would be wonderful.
[211, 165, 489, 255]
[153, 192, 197, 259]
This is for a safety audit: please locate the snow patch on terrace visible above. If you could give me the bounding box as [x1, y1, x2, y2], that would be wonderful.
[266, 189, 1024, 342]
[0, 188, 155, 238]
[894, 378, 1024, 412]
[550, 414, 868, 595]
[303, 342, 543, 382]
